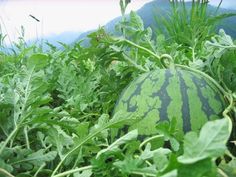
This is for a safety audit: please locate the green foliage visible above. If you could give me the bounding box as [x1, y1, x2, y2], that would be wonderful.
[0, 0, 235, 176]
[154, 0, 236, 65]
[178, 118, 232, 164]
[205, 29, 236, 92]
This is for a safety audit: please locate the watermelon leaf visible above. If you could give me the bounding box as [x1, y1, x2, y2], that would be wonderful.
[27, 53, 49, 70]
[220, 50, 236, 92]
[156, 118, 180, 151]
[178, 158, 217, 177]
[178, 118, 232, 164]
[113, 156, 157, 176]
[153, 150, 169, 172]
[74, 169, 93, 177]
[140, 143, 171, 161]
[157, 154, 179, 177]
[13, 149, 57, 167]
[0, 158, 13, 173]
[96, 129, 138, 158]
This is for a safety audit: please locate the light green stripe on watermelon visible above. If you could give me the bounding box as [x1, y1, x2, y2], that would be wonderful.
[115, 73, 150, 112]
[200, 82, 225, 115]
[182, 70, 209, 132]
[166, 69, 183, 134]
[127, 70, 166, 135]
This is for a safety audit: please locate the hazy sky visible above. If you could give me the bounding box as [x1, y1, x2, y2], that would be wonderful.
[0, 0, 152, 44]
[0, 0, 235, 44]
[217, 0, 236, 9]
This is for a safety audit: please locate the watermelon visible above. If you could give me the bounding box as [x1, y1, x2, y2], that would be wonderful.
[112, 68, 226, 140]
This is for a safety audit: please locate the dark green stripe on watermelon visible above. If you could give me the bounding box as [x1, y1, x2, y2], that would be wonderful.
[151, 70, 173, 122]
[191, 75, 216, 118]
[177, 70, 191, 133]
[112, 68, 226, 141]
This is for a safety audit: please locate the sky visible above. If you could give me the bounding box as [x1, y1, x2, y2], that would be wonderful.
[0, 0, 235, 45]
[0, 0, 152, 44]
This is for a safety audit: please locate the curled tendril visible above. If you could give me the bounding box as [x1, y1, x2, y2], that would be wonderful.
[160, 54, 174, 68]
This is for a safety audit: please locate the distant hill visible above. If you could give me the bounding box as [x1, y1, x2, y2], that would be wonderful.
[28, 31, 82, 49]
[42, 31, 82, 46]
[1, 30, 81, 52]
[76, 0, 236, 44]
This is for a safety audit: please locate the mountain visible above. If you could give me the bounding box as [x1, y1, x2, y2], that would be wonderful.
[1, 30, 82, 52]
[27, 31, 82, 49]
[76, 0, 236, 44]
[42, 31, 82, 46]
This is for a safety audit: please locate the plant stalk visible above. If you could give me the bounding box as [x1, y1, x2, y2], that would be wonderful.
[53, 166, 92, 177]
[0, 168, 15, 177]
[0, 126, 19, 154]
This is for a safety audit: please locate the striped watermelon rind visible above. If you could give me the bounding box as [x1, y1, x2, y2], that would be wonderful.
[112, 68, 226, 140]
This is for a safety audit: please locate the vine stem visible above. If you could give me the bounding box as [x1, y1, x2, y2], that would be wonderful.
[52, 165, 92, 177]
[24, 126, 30, 149]
[121, 38, 161, 60]
[0, 168, 15, 177]
[217, 168, 228, 177]
[222, 93, 234, 122]
[131, 170, 156, 177]
[51, 130, 100, 176]
[34, 163, 45, 177]
[116, 38, 174, 68]
[0, 126, 18, 154]
[139, 134, 164, 151]
[122, 53, 148, 72]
